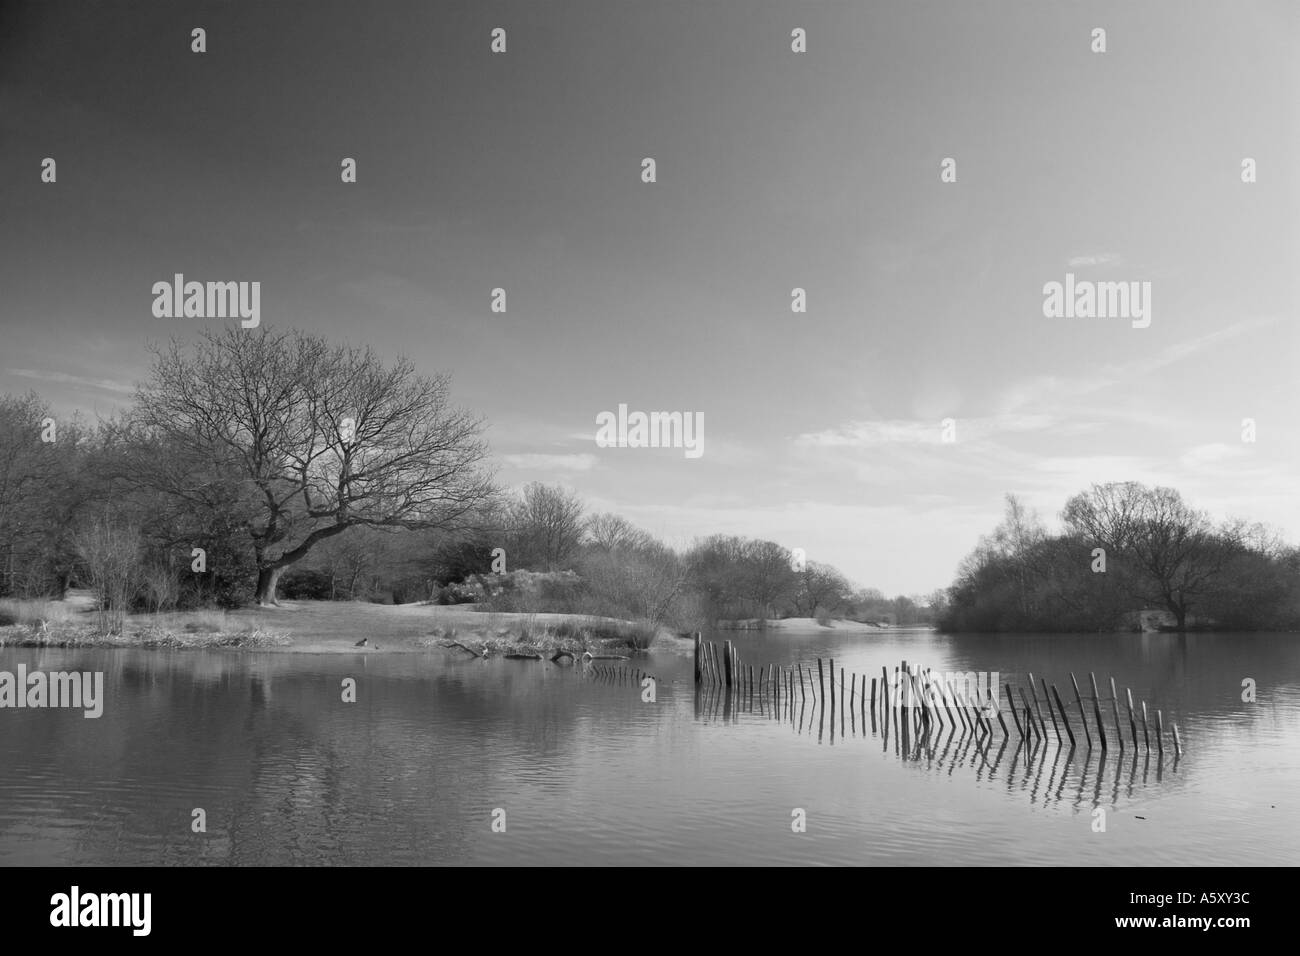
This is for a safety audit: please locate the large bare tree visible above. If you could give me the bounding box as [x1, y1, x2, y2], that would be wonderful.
[134, 327, 494, 604]
[1062, 481, 1237, 629]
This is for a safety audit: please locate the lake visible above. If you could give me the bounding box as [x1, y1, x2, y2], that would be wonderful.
[1, 627, 1296, 865]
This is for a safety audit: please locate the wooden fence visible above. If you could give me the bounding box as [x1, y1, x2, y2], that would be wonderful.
[691, 634, 1182, 759]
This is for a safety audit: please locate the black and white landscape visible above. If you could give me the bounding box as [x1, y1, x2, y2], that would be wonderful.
[0, 0, 1297, 893]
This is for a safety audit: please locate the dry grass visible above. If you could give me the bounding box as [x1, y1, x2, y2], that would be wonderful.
[0, 599, 79, 627]
[0, 597, 665, 655]
[0, 600, 288, 648]
[144, 609, 230, 633]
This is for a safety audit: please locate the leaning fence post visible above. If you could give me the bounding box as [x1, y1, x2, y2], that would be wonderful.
[693, 633, 701, 685]
[1109, 677, 1125, 750]
[1070, 673, 1092, 748]
[1051, 684, 1075, 748]
[1018, 687, 1037, 742]
[1005, 684, 1023, 738]
[1039, 677, 1061, 743]
[1089, 672, 1108, 750]
[1027, 673, 1048, 738]
[994, 689, 1009, 737]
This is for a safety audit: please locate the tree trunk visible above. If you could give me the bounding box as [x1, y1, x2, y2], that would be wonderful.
[255, 566, 284, 605]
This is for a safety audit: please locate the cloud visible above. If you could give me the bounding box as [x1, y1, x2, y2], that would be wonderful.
[4, 369, 134, 395]
[795, 414, 1056, 448]
[1180, 443, 1247, 469]
[995, 315, 1279, 415]
[1067, 253, 1122, 267]
[500, 453, 599, 472]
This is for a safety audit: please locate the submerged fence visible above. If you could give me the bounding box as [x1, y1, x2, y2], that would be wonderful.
[691, 634, 1182, 759]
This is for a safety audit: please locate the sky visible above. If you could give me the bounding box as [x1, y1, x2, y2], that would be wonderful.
[1, 0, 1297, 594]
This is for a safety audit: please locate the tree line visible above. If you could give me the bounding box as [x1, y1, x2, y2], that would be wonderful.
[940, 488, 1300, 632]
[0, 327, 934, 632]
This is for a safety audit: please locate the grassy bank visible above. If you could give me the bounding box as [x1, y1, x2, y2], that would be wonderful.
[0, 592, 671, 656]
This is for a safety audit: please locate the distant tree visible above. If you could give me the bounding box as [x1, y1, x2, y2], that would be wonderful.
[507, 483, 585, 570]
[585, 512, 653, 552]
[926, 589, 950, 617]
[0, 393, 96, 597]
[1063, 482, 1233, 630]
[686, 534, 750, 622]
[740, 539, 798, 620]
[792, 561, 851, 617]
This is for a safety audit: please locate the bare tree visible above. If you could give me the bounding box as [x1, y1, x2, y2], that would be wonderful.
[741, 539, 798, 621]
[508, 483, 585, 570]
[1063, 482, 1233, 629]
[0, 393, 95, 598]
[134, 328, 495, 604]
[792, 561, 851, 617]
[584, 512, 653, 552]
[74, 518, 141, 634]
[990, 493, 1047, 619]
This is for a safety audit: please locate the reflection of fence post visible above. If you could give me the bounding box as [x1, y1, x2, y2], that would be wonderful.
[1018, 687, 1037, 742]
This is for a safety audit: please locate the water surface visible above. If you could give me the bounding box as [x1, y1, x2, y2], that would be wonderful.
[1, 628, 1296, 865]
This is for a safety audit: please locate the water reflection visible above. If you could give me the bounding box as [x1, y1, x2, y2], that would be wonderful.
[689, 647, 1184, 811]
[1, 628, 1297, 866]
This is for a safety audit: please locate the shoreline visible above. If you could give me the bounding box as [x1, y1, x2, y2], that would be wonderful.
[0, 598, 937, 656]
[0, 599, 680, 657]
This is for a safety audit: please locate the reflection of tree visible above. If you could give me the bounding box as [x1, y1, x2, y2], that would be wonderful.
[3, 651, 631, 864]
